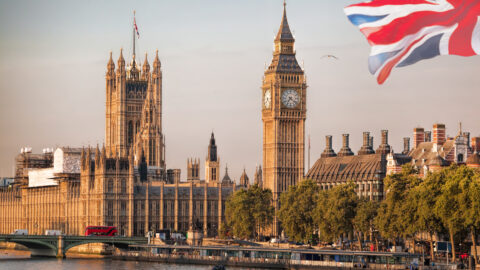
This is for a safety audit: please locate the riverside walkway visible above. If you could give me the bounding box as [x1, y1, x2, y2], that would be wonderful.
[117, 244, 423, 269]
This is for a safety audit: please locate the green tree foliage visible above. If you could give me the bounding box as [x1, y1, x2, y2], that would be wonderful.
[278, 179, 319, 243]
[414, 169, 447, 260]
[250, 184, 274, 240]
[315, 182, 359, 243]
[375, 165, 421, 246]
[462, 172, 480, 263]
[434, 165, 473, 263]
[354, 199, 379, 250]
[224, 184, 273, 240]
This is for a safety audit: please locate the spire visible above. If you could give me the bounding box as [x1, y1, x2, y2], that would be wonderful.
[222, 164, 232, 183]
[240, 168, 249, 188]
[153, 49, 161, 73]
[142, 52, 150, 74]
[107, 51, 115, 73]
[117, 48, 125, 71]
[275, 1, 294, 42]
[207, 132, 218, 162]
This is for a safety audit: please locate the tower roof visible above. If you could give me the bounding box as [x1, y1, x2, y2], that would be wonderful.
[107, 51, 115, 70]
[240, 168, 249, 187]
[275, 2, 294, 42]
[117, 48, 125, 68]
[222, 165, 232, 183]
[240, 169, 249, 181]
[207, 133, 218, 162]
[266, 1, 303, 74]
[143, 53, 150, 70]
[153, 49, 161, 68]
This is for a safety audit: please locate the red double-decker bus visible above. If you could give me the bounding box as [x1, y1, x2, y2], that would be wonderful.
[84, 226, 117, 236]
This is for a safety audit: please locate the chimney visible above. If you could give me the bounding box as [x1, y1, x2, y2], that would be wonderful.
[413, 128, 425, 148]
[472, 137, 480, 152]
[424, 131, 432, 142]
[369, 136, 374, 148]
[463, 132, 470, 147]
[321, 135, 337, 158]
[433, 123, 446, 145]
[376, 130, 391, 155]
[338, 134, 354, 157]
[403, 137, 410, 155]
[358, 132, 375, 155]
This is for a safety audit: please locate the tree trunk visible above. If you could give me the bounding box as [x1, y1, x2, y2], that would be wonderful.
[449, 227, 456, 263]
[357, 231, 363, 251]
[429, 232, 435, 262]
[472, 227, 478, 264]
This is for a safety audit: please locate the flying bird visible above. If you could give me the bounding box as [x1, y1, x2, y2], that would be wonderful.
[321, 55, 339, 60]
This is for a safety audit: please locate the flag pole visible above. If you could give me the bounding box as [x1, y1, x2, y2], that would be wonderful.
[133, 10, 136, 59]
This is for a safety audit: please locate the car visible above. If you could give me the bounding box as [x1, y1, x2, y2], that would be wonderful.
[270, 238, 280, 243]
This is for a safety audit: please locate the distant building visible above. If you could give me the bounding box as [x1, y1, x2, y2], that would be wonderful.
[254, 165, 263, 188]
[306, 131, 392, 201]
[239, 169, 250, 188]
[387, 123, 479, 176]
[0, 33, 234, 237]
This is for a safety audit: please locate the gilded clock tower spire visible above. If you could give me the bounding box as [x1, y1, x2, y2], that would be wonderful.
[262, 2, 307, 236]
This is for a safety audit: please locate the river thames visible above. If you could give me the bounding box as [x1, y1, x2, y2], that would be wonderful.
[0, 250, 250, 270]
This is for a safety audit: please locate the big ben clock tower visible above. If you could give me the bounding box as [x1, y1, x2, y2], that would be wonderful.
[262, 2, 307, 236]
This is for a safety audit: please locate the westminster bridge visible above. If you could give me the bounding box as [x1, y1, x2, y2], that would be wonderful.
[0, 234, 147, 258]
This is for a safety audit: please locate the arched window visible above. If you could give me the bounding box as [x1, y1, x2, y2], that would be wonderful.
[107, 179, 114, 193]
[121, 179, 127, 193]
[127, 121, 134, 144]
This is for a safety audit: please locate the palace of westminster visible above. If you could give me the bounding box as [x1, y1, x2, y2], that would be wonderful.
[1, 3, 479, 237]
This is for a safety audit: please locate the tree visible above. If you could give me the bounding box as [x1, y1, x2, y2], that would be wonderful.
[354, 199, 379, 250]
[375, 165, 421, 247]
[315, 182, 359, 245]
[458, 167, 480, 263]
[278, 179, 319, 243]
[434, 165, 470, 263]
[414, 170, 446, 261]
[225, 189, 253, 239]
[250, 184, 274, 240]
[223, 185, 274, 240]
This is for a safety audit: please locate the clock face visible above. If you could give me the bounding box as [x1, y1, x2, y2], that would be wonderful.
[281, 89, 300, 108]
[264, 89, 271, 109]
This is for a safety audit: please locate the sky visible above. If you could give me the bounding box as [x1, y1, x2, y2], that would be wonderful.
[0, 0, 479, 181]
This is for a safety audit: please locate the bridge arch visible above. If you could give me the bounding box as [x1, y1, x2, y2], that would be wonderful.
[63, 239, 136, 253]
[3, 239, 58, 257]
[0, 235, 147, 258]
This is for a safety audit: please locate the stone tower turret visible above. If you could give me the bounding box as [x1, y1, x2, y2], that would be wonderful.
[187, 158, 200, 181]
[205, 133, 220, 183]
[262, 2, 307, 236]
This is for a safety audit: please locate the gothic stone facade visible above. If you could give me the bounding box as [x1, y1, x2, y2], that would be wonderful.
[0, 50, 234, 237]
[0, 150, 233, 237]
[262, 3, 307, 236]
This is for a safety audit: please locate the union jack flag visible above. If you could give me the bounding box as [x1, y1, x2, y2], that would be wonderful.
[134, 15, 140, 38]
[344, 0, 480, 84]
